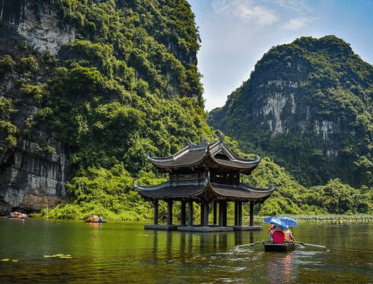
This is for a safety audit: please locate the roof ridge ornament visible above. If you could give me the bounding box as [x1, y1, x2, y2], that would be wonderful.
[187, 140, 201, 150]
[146, 151, 155, 157]
[219, 134, 225, 142]
[200, 138, 209, 148]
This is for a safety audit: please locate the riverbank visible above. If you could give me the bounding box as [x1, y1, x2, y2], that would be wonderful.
[10, 212, 373, 224]
[255, 214, 373, 223]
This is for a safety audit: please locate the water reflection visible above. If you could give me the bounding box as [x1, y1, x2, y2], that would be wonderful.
[150, 230, 260, 261]
[267, 252, 294, 283]
[2, 220, 373, 283]
[88, 222, 100, 228]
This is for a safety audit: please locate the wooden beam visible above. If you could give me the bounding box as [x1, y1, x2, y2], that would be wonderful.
[234, 201, 238, 226]
[167, 199, 173, 226]
[154, 200, 158, 225]
[203, 202, 209, 227]
[250, 201, 254, 226]
[188, 200, 193, 226]
[238, 201, 242, 226]
[223, 201, 227, 227]
[181, 200, 186, 226]
[213, 201, 217, 225]
[219, 201, 224, 226]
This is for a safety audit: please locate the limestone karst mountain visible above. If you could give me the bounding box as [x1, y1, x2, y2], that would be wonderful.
[208, 36, 373, 187]
[0, 0, 211, 214]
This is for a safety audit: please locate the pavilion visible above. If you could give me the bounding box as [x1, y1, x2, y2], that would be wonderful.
[134, 137, 276, 232]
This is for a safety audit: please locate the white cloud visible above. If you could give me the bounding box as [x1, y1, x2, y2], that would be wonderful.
[235, 3, 278, 25]
[212, 0, 312, 26]
[212, 0, 279, 26]
[281, 17, 314, 30]
[265, 0, 312, 15]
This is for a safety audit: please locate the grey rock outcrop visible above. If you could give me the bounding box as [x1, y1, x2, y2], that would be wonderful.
[0, 0, 73, 214]
[0, 139, 67, 213]
[248, 59, 341, 155]
[1, 0, 75, 56]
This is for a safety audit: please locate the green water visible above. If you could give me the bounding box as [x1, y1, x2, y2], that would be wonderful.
[1, 218, 373, 283]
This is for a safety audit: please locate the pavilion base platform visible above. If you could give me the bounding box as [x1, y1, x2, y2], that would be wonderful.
[233, 225, 262, 231]
[177, 225, 234, 232]
[144, 224, 178, 231]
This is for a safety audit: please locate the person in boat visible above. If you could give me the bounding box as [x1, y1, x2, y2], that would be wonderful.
[99, 216, 103, 222]
[268, 224, 276, 241]
[272, 226, 285, 244]
[283, 228, 295, 242]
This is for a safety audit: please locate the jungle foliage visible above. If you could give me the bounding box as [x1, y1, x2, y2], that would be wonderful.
[209, 36, 373, 188]
[2, 5, 372, 220]
[1, 0, 216, 220]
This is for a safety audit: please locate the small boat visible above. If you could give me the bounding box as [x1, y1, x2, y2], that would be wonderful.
[84, 219, 107, 223]
[84, 216, 106, 223]
[9, 212, 28, 219]
[263, 241, 295, 252]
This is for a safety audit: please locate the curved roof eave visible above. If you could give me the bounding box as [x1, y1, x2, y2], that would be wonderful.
[207, 182, 276, 201]
[206, 152, 261, 172]
[133, 180, 207, 199]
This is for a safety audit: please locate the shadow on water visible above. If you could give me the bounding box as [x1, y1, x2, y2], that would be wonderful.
[1, 219, 373, 283]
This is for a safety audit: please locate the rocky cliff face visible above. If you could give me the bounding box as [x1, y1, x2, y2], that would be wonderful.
[1, 0, 75, 55]
[0, 0, 72, 214]
[0, 139, 67, 213]
[208, 36, 373, 186]
[242, 57, 342, 156]
[0, 0, 205, 214]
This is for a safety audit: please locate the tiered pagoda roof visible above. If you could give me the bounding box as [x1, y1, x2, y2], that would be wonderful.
[146, 139, 261, 174]
[135, 180, 275, 202]
[135, 139, 276, 203]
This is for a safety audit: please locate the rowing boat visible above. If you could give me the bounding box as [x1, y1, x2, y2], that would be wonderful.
[263, 241, 295, 252]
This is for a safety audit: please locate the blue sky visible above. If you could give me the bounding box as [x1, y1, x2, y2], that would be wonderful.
[187, 0, 373, 111]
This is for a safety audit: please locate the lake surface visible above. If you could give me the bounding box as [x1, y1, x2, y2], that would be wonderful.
[1, 218, 373, 283]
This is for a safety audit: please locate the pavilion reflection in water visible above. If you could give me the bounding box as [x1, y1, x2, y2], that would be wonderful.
[150, 230, 255, 259]
[135, 137, 276, 232]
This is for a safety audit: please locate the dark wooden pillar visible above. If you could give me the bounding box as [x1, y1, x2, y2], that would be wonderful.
[181, 200, 186, 226]
[249, 201, 254, 226]
[167, 199, 173, 226]
[213, 201, 217, 225]
[234, 201, 238, 226]
[188, 200, 193, 226]
[238, 201, 242, 226]
[154, 200, 158, 225]
[202, 202, 209, 227]
[200, 202, 204, 225]
[219, 201, 224, 226]
[223, 201, 227, 226]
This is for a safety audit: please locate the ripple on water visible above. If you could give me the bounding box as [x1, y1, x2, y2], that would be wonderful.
[294, 250, 324, 257]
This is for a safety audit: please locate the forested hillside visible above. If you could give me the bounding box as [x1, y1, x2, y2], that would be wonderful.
[2, 3, 373, 219]
[0, 0, 217, 218]
[209, 36, 373, 189]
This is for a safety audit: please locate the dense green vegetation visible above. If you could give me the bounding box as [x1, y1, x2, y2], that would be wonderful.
[0, 55, 18, 152]
[0, 0, 217, 220]
[207, 36, 373, 217]
[209, 36, 373, 188]
[243, 157, 371, 216]
[2, 4, 373, 220]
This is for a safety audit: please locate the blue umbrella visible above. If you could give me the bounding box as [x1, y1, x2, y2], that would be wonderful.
[263, 216, 279, 224]
[278, 217, 298, 227]
[263, 217, 289, 230]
